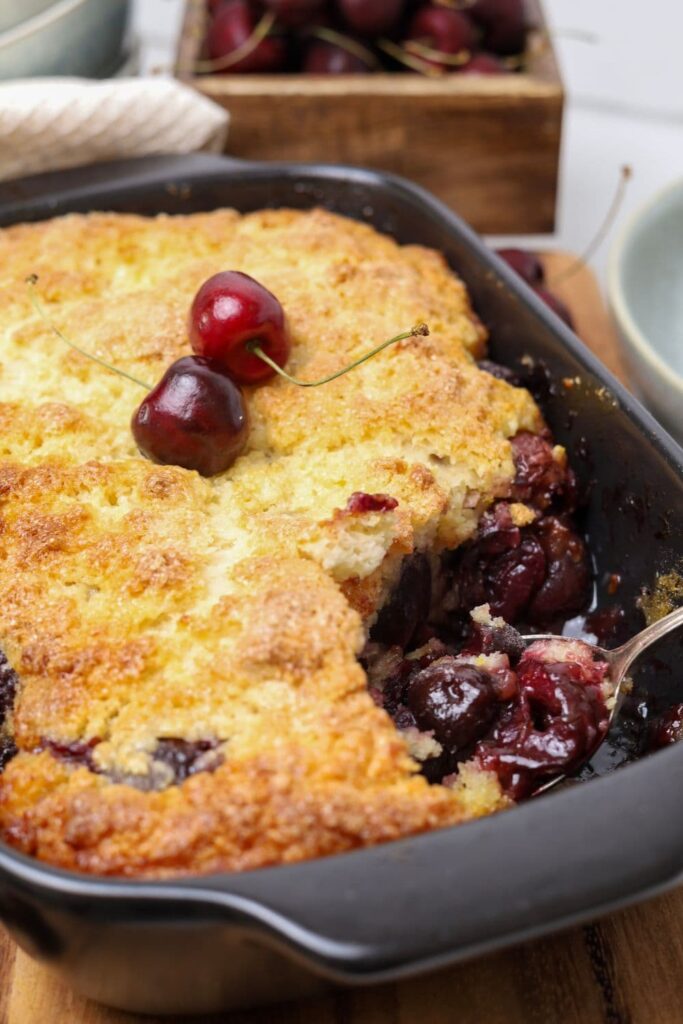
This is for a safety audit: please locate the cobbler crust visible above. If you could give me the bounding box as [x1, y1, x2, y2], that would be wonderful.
[0, 207, 542, 876]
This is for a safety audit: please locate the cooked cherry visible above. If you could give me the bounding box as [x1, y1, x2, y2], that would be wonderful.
[475, 655, 608, 798]
[345, 492, 398, 513]
[460, 53, 509, 75]
[43, 737, 101, 771]
[407, 5, 476, 62]
[207, 0, 287, 73]
[407, 659, 497, 753]
[534, 286, 575, 330]
[651, 704, 683, 750]
[153, 738, 222, 783]
[585, 605, 628, 647]
[462, 620, 526, 662]
[528, 516, 590, 623]
[303, 39, 373, 73]
[511, 430, 570, 511]
[469, 0, 527, 55]
[0, 738, 17, 771]
[189, 271, 290, 385]
[485, 534, 547, 621]
[0, 651, 18, 725]
[339, 0, 404, 36]
[477, 358, 520, 385]
[0, 652, 18, 766]
[132, 356, 249, 477]
[496, 247, 545, 285]
[476, 502, 520, 557]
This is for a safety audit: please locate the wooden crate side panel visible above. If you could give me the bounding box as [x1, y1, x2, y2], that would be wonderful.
[205, 91, 562, 234]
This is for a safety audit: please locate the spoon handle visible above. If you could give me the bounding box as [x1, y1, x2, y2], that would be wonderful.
[611, 604, 683, 679]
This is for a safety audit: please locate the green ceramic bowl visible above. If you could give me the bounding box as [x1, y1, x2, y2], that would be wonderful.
[608, 178, 683, 443]
[0, 0, 55, 35]
[0, 0, 129, 79]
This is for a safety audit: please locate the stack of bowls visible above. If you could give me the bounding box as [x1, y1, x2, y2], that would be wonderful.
[0, 0, 130, 79]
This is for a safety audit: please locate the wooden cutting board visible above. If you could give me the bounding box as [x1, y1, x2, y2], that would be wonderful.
[1, 253, 680, 1024]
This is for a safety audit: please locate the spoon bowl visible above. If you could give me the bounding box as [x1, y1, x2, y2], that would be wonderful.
[526, 604, 683, 795]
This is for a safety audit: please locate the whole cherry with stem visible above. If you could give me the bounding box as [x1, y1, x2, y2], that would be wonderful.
[303, 27, 379, 73]
[189, 269, 428, 386]
[201, 1, 285, 74]
[27, 272, 430, 475]
[26, 275, 251, 477]
[189, 271, 291, 385]
[405, 4, 477, 68]
[132, 356, 250, 477]
[469, 0, 527, 56]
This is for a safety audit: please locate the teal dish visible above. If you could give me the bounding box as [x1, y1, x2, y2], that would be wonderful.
[608, 178, 683, 443]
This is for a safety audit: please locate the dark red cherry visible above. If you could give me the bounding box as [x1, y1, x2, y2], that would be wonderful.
[189, 271, 290, 385]
[132, 356, 249, 477]
[207, 0, 287, 73]
[263, 0, 325, 27]
[651, 704, 683, 750]
[469, 0, 527, 55]
[407, 5, 476, 58]
[528, 516, 590, 622]
[460, 52, 508, 75]
[338, 0, 404, 36]
[406, 659, 497, 753]
[533, 286, 576, 330]
[303, 39, 373, 73]
[496, 248, 545, 285]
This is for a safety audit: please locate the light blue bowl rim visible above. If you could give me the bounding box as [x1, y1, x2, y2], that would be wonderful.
[0, 0, 116, 47]
[607, 176, 683, 395]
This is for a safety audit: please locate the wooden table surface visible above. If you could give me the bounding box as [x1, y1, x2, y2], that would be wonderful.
[1, 253, 680, 1024]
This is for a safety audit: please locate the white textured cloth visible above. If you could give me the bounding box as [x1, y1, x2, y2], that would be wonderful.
[0, 76, 229, 182]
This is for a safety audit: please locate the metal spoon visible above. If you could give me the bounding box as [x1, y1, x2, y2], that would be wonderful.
[525, 604, 683, 795]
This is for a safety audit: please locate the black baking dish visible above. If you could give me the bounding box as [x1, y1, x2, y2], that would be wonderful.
[0, 153, 682, 1016]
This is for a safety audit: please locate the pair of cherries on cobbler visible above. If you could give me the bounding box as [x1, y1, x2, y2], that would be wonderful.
[132, 271, 290, 476]
[131, 272, 424, 476]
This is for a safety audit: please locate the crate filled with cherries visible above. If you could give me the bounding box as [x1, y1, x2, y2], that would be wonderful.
[177, 0, 563, 235]
[201, 0, 530, 76]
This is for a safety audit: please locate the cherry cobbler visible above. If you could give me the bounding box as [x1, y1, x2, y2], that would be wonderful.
[0, 207, 611, 877]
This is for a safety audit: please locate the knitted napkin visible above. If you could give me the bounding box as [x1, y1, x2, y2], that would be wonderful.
[0, 76, 229, 182]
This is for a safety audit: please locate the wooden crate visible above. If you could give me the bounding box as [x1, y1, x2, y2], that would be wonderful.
[176, 0, 563, 234]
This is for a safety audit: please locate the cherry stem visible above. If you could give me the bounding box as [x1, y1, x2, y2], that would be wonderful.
[194, 11, 276, 73]
[309, 26, 379, 69]
[405, 40, 471, 67]
[25, 275, 152, 391]
[548, 166, 632, 286]
[248, 323, 429, 387]
[378, 38, 444, 76]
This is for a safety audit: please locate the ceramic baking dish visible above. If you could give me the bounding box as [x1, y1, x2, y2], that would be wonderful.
[0, 153, 681, 1016]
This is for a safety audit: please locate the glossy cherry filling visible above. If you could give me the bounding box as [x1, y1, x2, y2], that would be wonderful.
[0, 428, 659, 797]
[362, 427, 613, 797]
[364, 628, 611, 799]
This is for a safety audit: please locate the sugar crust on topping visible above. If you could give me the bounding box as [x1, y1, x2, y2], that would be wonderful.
[0, 207, 543, 877]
